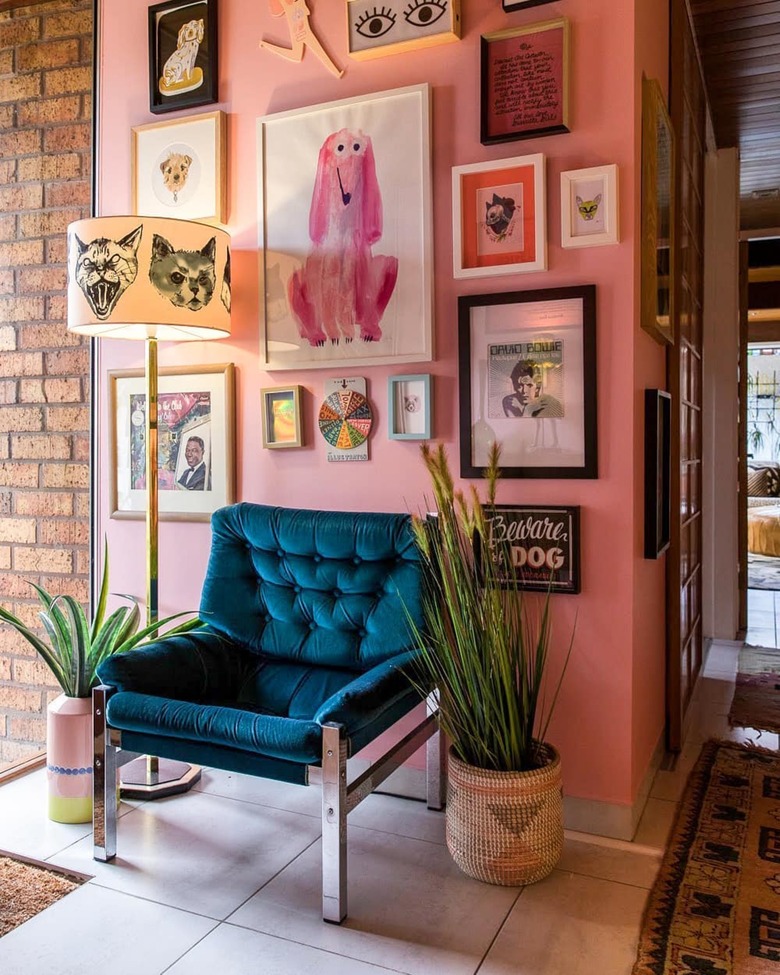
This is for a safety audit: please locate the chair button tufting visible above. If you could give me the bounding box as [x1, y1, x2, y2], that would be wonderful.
[359, 629, 367, 637]
[309, 622, 316, 630]
[353, 557, 361, 565]
[294, 585, 301, 594]
[265, 615, 272, 623]
[277, 550, 284, 558]
[333, 589, 341, 597]
[314, 555, 322, 563]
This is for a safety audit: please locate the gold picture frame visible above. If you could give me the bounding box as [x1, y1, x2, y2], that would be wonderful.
[261, 385, 303, 448]
[131, 109, 227, 223]
[641, 77, 675, 346]
[109, 362, 235, 521]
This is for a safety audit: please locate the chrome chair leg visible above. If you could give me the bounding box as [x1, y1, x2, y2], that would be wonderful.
[92, 685, 117, 862]
[426, 692, 445, 810]
[321, 722, 347, 923]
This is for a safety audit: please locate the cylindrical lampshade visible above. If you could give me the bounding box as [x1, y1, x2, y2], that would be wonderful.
[67, 216, 231, 341]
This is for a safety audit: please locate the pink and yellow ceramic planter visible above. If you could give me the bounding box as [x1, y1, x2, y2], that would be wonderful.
[47, 694, 92, 824]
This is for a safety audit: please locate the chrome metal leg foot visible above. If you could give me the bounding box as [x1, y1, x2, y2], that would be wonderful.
[92, 685, 117, 862]
[426, 692, 445, 810]
[321, 722, 347, 923]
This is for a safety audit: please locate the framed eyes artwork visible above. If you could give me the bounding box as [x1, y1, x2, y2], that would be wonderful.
[346, 0, 461, 59]
[148, 0, 219, 115]
[560, 164, 619, 248]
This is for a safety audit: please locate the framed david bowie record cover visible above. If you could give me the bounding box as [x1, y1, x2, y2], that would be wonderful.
[109, 363, 235, 521]
[458, 285, 597, 479]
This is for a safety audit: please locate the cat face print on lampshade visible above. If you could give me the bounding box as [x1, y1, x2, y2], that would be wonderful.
[67, 215, 231, 341]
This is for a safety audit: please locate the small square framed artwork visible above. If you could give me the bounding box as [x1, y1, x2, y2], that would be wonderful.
[560, 164, 619, 248]
[148, 0, 218, 115]
[388, 374, 432, 440]
[452, 155, 546, 278]
[261, 385, 303, 448]
[132, 110, 226, 222]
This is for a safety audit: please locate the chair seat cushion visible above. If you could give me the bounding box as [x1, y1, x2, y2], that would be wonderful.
[106, 691, 324, 765]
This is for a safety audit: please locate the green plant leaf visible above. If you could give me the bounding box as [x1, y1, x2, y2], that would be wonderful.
[90, 539, 110, 643]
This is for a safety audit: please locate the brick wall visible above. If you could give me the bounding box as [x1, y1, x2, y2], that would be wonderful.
[0, 0, 92, 769]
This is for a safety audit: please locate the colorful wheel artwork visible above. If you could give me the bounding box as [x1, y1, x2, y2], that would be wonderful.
[318, 389, 373, 450]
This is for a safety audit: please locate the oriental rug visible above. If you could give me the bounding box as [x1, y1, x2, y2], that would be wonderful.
[0, 852, 83, 938]
[633, 740, 780, 974]
[728, 645, 780, 736]
[747, 554, 780, 591]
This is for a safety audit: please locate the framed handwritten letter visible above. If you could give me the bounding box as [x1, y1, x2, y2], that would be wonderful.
[480, 19, 570, 146]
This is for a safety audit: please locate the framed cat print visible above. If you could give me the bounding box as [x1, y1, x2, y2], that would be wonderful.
[560, 164, 619, 248]
[109, 363, 235, 521]
[132, 110, 227, 222]
[452, 155, 546, 278]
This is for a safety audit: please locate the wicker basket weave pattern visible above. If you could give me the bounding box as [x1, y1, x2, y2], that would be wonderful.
[446, 744, 563, 886]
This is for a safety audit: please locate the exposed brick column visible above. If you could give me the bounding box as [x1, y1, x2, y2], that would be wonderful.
[0, 0, 92, 767]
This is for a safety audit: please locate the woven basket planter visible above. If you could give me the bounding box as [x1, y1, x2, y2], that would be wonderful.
[446, 743, 563, 886]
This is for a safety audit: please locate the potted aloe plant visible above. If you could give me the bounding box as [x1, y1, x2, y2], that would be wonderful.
[0, 546, 199, 823]
[410, 443, 573, 885]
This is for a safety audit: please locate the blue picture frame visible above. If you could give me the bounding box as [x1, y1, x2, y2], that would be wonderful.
[388, 374, 432, 440]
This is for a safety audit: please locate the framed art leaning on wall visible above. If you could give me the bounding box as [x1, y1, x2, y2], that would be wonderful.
[257, 84, 433, 371]
[459, 285, 597, 479]
[109, 363, 235, 521]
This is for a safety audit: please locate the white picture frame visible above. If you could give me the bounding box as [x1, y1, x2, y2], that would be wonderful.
[109, 363, 235, 521]
[257, 84, 434, 370]
[452, 155, 546, 279]
[560, 164, 619, 248]
[132, 109, 226, 222]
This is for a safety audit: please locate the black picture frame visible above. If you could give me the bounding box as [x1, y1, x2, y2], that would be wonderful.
[502, 0, 556, 10]
[458, 285, 598, 479]
[148, 0, 218, 115]
[480, 19, 570, 146]
[482, 504, 581, 594]
[644, 389, 671, 559]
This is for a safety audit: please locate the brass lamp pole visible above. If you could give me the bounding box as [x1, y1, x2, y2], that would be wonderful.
[67, 215, 231, 798]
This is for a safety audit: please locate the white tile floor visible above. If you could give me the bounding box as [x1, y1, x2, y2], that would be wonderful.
[745, 585, 780, 648]
[0, 640, 772, 975]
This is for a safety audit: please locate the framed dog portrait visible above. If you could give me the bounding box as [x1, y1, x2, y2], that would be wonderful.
[148, 0, 218, 115]
[560, 164, 619, 249]
[257, 84, 433, 370]
[132, 111, 226, 222]
[458, 285, 597, 479]
[452, 155, 546, 278]
[109, 363, 235, 521]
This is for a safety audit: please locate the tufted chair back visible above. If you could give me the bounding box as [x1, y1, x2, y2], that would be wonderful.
[200, 503, 423, 675]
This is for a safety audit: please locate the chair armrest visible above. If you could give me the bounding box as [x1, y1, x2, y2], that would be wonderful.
[96, 627, 246, 702]
[313, 650, 423, 733]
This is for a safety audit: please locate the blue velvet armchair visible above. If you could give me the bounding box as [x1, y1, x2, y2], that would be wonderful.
[92, 503, 443, 922]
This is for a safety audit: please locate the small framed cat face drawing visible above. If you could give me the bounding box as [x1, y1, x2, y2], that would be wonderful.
[132, 110, 226, 223]
[452, 155, 546, 278]
[560, 164, 619, 249]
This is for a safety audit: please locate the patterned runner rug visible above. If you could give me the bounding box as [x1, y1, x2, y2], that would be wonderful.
[633, 740, 780, 974]
[729, 646, 780, 736]
[0, 852, 82, 938]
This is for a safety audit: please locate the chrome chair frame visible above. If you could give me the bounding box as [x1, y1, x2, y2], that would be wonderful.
[93, 687, 445, 923]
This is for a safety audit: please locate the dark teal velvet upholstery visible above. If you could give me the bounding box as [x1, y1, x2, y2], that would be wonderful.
[97, 503, 425, 774]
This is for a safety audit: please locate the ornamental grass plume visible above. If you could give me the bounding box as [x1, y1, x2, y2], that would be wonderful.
[409, 442, 574, 773]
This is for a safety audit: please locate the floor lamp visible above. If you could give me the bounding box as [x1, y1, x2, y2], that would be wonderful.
[66, 214, 231, 798]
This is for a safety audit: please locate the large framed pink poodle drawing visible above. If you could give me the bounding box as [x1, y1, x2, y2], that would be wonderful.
[258, 84, 433, 370]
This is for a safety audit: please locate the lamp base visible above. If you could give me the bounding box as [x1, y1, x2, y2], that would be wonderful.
[120, 757, 202, 800]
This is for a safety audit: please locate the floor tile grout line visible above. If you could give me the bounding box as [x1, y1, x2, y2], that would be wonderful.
[220, 918, 412, 974]
[473, 888, 525, 974]
[158, 921, 221, 975]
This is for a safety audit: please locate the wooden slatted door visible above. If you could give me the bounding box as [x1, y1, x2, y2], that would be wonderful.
[667, 0, 707, 750]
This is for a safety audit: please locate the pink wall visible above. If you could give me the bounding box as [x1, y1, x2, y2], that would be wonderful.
[95, 0, 667, 808]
